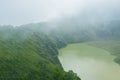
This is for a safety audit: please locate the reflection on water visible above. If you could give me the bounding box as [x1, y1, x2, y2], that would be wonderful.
[58, 43, 120, 80]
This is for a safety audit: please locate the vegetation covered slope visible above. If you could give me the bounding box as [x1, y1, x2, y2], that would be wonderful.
[0, 25, 80, 80]
[51, 20, 120, 65]
[0, 19, 120, 80]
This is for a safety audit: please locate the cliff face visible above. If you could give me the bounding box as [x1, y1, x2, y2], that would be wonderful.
[0, 25, 80, 80]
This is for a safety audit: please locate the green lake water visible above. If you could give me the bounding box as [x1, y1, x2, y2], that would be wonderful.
[58, 43, 120, 80]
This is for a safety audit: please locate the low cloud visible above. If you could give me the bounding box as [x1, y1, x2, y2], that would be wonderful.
[0, 0, 120, 25]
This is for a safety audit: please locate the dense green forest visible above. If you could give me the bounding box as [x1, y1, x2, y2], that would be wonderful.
[0, 20, 120, 80]
[0, 25, 80, 80]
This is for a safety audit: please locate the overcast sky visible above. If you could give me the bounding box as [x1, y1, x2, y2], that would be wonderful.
[0, 0, 120, 26]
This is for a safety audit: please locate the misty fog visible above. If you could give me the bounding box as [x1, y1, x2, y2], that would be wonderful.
[0, 0, 120, 26]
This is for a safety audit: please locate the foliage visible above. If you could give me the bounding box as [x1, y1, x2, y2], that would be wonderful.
[0, 25, 80, 80]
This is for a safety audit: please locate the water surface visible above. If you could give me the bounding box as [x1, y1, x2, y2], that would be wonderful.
[58, 43, 120, 80]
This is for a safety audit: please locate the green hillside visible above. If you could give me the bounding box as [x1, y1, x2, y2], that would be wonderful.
[0, 20, 120, 80]
[0, 25, 80, 80]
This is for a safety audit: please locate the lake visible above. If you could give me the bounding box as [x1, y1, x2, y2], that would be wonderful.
[58, 43, 120, 80]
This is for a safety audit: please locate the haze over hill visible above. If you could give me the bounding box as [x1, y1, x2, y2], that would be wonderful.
[0, 0, 120, 80]
[0, 18, 120, 79]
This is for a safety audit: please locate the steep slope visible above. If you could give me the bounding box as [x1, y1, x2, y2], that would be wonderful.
[0, 26, 80, 80]
[0, 19, 120, 80]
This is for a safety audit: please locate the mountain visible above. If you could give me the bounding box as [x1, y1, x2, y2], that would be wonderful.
[0, 19, 120, 79]
[0, 25, 80, 80]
